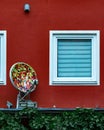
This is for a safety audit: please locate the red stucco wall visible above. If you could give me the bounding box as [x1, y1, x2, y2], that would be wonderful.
[0, 0, 104, 108]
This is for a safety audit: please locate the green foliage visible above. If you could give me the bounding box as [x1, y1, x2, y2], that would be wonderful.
[61, 108, 104, 130]
[0, 108, 104, 130]
[0, 111, 27, 130]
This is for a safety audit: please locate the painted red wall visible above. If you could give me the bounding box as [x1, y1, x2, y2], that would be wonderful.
[0, 0, 104, 108]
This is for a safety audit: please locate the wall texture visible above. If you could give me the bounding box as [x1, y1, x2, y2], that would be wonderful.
[0, 0, 104, 108]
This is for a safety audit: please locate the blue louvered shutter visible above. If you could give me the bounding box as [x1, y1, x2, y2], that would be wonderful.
[57, 39, 92, 78]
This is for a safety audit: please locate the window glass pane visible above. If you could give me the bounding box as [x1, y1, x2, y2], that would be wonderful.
[57, 39, 92, 77]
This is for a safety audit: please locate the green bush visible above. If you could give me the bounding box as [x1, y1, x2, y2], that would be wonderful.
[0, 108, 104, 130]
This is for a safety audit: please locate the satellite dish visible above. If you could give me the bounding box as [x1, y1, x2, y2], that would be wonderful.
[9, 62, 38, 108]
[10, 62, 38, 93]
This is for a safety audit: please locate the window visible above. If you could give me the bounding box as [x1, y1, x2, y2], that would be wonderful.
[0, 31, 7, 85]
[49, 30, 100, 85]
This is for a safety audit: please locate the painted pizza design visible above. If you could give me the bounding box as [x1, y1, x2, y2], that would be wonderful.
[10, 62, 37, 93]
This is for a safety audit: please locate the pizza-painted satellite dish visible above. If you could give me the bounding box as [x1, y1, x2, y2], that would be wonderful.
[10, 62, 38, 108]
[10, 62, 38, 93]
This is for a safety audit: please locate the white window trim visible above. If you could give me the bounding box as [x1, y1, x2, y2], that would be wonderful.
[49, 30, 100, 86]
[0, 31, 7, 85]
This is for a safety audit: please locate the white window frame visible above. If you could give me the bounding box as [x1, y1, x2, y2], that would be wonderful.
[49, 30, 100, 86]
[0, 31, 7, 85]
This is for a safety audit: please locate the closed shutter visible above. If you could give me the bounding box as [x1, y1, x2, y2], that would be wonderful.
[57, 39, 92, 77]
